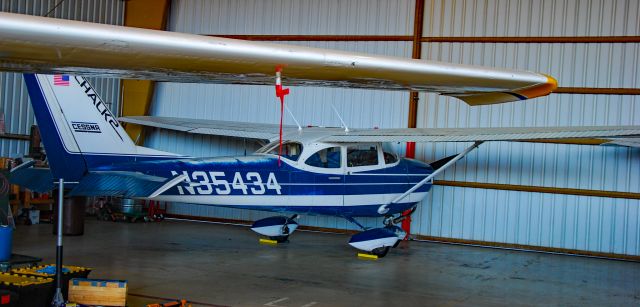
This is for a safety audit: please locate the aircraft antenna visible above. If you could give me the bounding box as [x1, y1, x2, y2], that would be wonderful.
[330, 103, 349, 132]
[284, 103, 302, 131]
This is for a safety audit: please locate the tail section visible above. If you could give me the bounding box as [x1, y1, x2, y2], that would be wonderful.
[23, 74, 178, 181]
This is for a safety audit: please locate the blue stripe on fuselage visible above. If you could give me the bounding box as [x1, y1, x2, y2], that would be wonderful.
[93, 155, 434, 197]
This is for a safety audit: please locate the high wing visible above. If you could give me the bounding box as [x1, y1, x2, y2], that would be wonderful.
[0, 12, 556, 105]
[120, 116, 297, 142]
[120, 116, 640, 147]
[603, 137, 640, 148]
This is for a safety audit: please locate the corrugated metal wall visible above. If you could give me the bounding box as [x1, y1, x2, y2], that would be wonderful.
[148, 0, 640, 256]
[413, 0, 640, 256]
[0, 0, 124, 158]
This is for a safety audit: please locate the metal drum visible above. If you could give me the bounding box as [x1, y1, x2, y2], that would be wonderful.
[52, 196, 87, 236]
[116, 198, 143, 215]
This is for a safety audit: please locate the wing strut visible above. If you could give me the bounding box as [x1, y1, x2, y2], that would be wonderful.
[379, 141, 483, 214]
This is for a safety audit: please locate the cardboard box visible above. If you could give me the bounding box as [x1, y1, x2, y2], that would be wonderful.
[68, 278, 127, 307]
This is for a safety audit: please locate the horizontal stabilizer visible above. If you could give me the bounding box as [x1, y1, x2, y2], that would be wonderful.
[68, 171, 183, 198]
[9, 167, 54, 193]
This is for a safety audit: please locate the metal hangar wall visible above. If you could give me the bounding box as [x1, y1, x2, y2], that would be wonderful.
[0, 0, 124, 157]
[144, 0, 640, 259]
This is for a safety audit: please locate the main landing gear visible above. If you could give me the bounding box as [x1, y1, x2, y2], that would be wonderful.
[250, 214, 299, 243]
[347, 206, 417, 258]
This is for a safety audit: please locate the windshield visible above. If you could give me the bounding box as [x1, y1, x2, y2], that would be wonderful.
[262, 142, 303, 161]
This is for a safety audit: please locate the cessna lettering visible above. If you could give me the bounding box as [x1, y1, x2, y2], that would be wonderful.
[71, 121, 101, 133]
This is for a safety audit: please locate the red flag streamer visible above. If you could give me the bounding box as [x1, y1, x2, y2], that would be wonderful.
[275, 67, 290, 166]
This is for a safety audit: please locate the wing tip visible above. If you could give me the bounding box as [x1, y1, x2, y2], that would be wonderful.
[513, 74, 558, 100]
[449, 74, 559, 106]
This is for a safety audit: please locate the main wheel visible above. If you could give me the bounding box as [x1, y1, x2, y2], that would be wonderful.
[371, 246, 390, 258]
[269, 235, 289, 243]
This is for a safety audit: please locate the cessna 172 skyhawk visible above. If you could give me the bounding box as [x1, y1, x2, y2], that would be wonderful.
[1, 13, 639, 256]
[12, 73, 640, 257]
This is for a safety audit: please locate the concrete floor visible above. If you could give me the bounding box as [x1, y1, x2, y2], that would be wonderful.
[10, 219, 640, 306]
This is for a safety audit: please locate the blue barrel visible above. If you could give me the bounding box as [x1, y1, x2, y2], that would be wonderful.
[0, 225, 12, 261]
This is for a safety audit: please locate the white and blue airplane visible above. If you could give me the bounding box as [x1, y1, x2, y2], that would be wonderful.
[1, 13, 639, 256]
[11, 73, 639, 257]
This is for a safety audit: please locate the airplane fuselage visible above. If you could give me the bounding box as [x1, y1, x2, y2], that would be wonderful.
[94, 154, 433, 218]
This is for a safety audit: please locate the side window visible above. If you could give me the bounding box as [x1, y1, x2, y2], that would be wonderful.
[268, 142, 303, 161]
[347, 144, 379, 167]
[384, 151, 398, 164]
[305, 147, 341, 168]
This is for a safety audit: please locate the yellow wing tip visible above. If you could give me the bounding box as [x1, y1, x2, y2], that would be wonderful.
[451, 74, 559, 106]
[513, 74, 558, 100]
[544, 74, 559, 92]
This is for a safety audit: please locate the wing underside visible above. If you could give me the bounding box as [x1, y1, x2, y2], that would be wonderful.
[119, 116, 296, 142]
[319, 127, 640, 145]
[120, 116, 640, 148]
[0, 12, 556, 105]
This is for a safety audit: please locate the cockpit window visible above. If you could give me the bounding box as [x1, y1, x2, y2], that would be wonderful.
[347, 144, 379, 167]
[384, 151, 398, 164]
[267, 142, 303, 161]
[305, 147, 341, 168]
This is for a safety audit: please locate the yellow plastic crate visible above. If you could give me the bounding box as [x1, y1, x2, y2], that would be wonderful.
[0, 272, 53, 287]
[0, 272, 54, 306]
[11, 264, 91, 277]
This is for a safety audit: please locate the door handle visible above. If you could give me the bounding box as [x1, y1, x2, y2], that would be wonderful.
[328, 176, 341, 180]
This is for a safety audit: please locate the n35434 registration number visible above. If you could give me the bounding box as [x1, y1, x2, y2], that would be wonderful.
[171, 171, 282, 195]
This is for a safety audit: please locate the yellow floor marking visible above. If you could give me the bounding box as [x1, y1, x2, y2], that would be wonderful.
[259, 238, 278, 245]
[357, 253, 378, 260]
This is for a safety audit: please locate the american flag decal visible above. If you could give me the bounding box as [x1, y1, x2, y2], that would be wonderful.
[53, 74, 70, 86]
